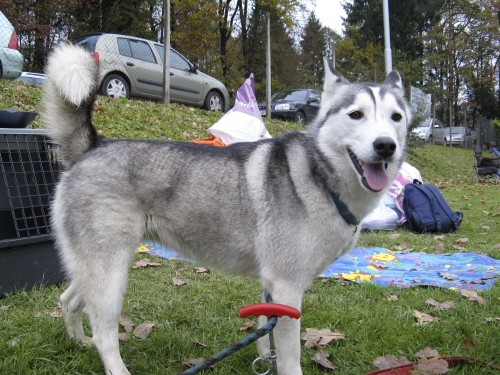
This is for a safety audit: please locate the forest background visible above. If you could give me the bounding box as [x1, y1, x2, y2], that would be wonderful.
[1, 0, 499, 128]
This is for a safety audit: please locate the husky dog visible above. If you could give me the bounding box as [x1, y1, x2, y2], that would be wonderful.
[43, 43, 410, 375]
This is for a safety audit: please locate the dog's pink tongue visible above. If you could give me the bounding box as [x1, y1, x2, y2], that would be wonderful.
[363, 163, 389, 192]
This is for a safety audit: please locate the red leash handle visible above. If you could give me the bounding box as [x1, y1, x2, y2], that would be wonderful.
[239, 303, 301, 319]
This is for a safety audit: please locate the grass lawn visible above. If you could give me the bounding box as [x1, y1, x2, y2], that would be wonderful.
[0, 81, 499, 374]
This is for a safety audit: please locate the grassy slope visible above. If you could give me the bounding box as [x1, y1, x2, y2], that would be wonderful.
[0, 81, 498, 374]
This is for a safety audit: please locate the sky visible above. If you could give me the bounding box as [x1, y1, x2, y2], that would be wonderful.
[313, 0, 349, 35]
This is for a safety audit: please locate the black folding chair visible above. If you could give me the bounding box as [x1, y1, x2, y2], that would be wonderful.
[474, 145, 499, 181]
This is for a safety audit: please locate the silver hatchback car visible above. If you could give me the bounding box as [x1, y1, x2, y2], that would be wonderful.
[75, 33, 230, 112]
[0, 11, 24, 79]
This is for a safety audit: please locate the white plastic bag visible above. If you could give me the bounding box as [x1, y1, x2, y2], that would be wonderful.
[208, 73, 271, 144]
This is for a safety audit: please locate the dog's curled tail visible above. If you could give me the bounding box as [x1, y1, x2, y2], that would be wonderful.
[42, 43, 100, 168]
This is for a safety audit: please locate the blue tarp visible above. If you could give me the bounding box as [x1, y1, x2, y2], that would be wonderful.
[139, 243, 499, 290]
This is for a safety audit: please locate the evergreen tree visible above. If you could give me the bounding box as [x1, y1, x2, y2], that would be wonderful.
[299, 12, 326, 88]
[247, 1, 301, 99]
[106, 0, 157, 39]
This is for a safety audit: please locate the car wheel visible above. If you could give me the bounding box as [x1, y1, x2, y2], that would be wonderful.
[204, 91, 223, 112]
[101, 74, 129, 99]
[295, 111, 306, 124]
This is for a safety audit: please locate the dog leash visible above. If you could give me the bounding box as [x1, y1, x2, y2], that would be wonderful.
[179, 290, 301, 375]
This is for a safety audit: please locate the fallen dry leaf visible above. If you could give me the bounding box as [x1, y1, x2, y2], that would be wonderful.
[467, 279, 486, 285]
[383, 294, 399, 302]
[132, 258, 162, 269]
[172, 278, 188, 287]
[460, 289, 486, 305]
[50, 306, 63, 318]
[461, 338, 477, 349]
[413, 311, 439, 326]
[439, 272, 458, 281]
[414, 357, 449, 374]
[481, 274, 497, 280]
[240, 319, 256, 331]
[455, 238, 469, 245]
[134, 321, 156, 340]
[485, 317, 500, 322]
[0, 305, 10, 312]
[8, 337, 21, 347]
[452, 244, 466, 252]
[373, 354, 412, 370]
[435, 243, 446, 253]
[301, 328, 346, 349]
[118, 332, 130, 342]
[425, 299, 455, 311]
[120, 315, 135, 333]
[433, 235, 445, 241]
[415, 347, 441, 359]
[393, 241, 412, 253]
[195, 267, 210, 275]
[192, 339, 208, 348]
[312, 351, 336, 370]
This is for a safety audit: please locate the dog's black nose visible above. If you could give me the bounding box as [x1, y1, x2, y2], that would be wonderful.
[373, 137, 396, 158]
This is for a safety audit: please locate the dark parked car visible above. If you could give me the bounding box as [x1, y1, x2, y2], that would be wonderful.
[74, 33, 230, 112]
[258, 89, 321, 124]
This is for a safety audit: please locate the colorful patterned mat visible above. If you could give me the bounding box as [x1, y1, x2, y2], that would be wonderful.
[139, 243, 499, 290]
[321, 247, 499, 290]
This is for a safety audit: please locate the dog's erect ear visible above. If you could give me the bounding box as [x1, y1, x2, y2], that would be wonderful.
[323, 57, 348, 92]
[384, 71, 404, 94]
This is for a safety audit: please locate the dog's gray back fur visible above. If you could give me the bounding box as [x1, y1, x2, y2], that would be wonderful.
[43, 44, 410, 375]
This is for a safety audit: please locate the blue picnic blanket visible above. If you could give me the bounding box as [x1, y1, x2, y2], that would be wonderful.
[321, 247, 499, 290]
[139, 243, 499, 290]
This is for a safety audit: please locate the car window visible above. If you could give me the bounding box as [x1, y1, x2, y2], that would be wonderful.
[274, 90, 308, 101]
[154, 44, 164, 61]
[309, 92, 320, 102]
[171, 49, 191, 70]
[117, 38, 157, 64]
[129, 40, 157, 64]
[117, 38, 132, 57]
[76, 35, 99, 52]
[153, 45, 192, 71]
[417, 119, 431, 128]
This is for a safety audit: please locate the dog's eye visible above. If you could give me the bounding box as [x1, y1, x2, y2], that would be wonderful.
[391, 113, 403, 122]
[348, 111, 363, 120]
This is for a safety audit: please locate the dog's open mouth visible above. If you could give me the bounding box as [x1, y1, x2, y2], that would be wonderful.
[348, 148, 389, 192]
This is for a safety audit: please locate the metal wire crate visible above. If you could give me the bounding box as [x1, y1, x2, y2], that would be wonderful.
[0, 129, 61, 242]
[0, 128, 64, 296]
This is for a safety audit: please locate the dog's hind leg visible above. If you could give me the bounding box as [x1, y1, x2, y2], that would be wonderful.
[79, 244, 137, 375]
[60, 283, 93, 347]
[259, 278, 304, 375]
